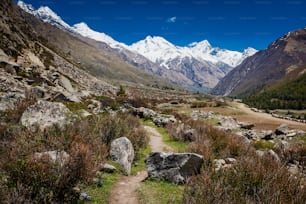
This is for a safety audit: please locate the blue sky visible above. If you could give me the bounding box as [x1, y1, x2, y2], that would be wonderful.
[16, 0, 306, 51]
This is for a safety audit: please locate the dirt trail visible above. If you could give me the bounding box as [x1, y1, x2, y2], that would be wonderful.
[234, 102, 306, 131]
[145, 126, 173, 152]
[109, 125, 171, 204]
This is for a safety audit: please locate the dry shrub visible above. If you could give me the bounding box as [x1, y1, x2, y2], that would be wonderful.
[281, 143, 306, 168]
[190, 101, 209, 108]
[184, 155, 306, 204]
[0, 118, 107, 203]
[168, 119, 250, 158]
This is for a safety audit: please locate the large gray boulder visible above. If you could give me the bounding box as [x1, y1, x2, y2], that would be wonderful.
[110, 137, 134, 175]
[145, 152, 203, 184]
[20, 100, 74, 130]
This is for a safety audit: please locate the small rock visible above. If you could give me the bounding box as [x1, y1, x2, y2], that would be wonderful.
[244, 130, 257, 139]
[80, 192, 91, 201]
[255, 150, 265, 157]
[239, 122, 255, 130]
[288, 164, 299, 175]
[214, 159, 226, 170]
[258, 130, 274, 140]
[78, 109, 92, 118]
[225, 158, 237, 164]
[100, 163, 117, 173]
[267, 149, 280, 162]
[93, 178, 103, 187]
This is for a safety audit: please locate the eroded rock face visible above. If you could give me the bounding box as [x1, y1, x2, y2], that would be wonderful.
[145, 152, 203, 184]
[20, 100, 74, 130]
[110, 137, 134, 175]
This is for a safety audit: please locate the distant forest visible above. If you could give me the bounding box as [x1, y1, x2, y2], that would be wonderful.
[243, 73, 306, 110]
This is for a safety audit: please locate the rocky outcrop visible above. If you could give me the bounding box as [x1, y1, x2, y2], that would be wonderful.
[110, 137, 134, 175]
[20, 100, 74, 130]
[133, 107, 176, 127]
[145, 152, 203, 184]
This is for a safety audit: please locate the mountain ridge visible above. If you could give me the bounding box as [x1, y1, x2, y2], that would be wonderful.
[212, 27, 306, 96]
[17, 0, 257, 92]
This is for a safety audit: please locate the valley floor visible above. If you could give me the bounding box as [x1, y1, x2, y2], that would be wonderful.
[192, 102, 306, 131]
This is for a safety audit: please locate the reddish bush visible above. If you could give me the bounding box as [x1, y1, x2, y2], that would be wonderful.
[184, 155, 306, 204]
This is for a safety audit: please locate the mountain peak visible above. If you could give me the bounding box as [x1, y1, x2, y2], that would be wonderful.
[17, 0, 35, 13]
[72, 22, 91, 32]
[188, 40, 211, 48]
[243, 47, 258, 55]
[18, 1, 70, 30]
[144, 36, 172, 44]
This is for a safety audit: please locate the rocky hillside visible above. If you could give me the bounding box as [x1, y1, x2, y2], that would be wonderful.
[0, 0, 173, 104]
[212, 27, 306, 96]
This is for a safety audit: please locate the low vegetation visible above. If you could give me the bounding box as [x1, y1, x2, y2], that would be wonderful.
[1, 93, 305, 203]
[138, 177, 184, 204]
[163, 112, 306, 203]
[184, 155, 306, 204]
[0, 97, 148, 203]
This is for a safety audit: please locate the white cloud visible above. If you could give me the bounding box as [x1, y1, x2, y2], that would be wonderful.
[166, 16, 177, 23]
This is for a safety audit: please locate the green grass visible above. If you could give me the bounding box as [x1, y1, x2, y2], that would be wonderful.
[65, 101, 89, 113]
[138, 177, 184, 204]
[252, 140, 275, 150]
[206, 118, 220, 125]
[131, 145, 152, 175]
[83, 171, 121, 204]
[141, 120, 188, 152]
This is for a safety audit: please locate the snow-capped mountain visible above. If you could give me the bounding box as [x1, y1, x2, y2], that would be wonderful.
[17, 0, 71, 31]
[130, 36, 257, 68]
[72, 22, 128, 49]
[17, 0, 258, 92]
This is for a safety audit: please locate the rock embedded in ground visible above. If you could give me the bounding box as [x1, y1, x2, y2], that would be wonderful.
[258, 130, 274, 140]
[145, 152, 203, 184]
[218, 116, 240, 130]
[110, 137, 134, 175]
[20, 100, 75, 130]
[275, 124, 290, 135]
[239, 122, 255, 130]
[100, 163, 117, 173]
[34, 150, 69, 167]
